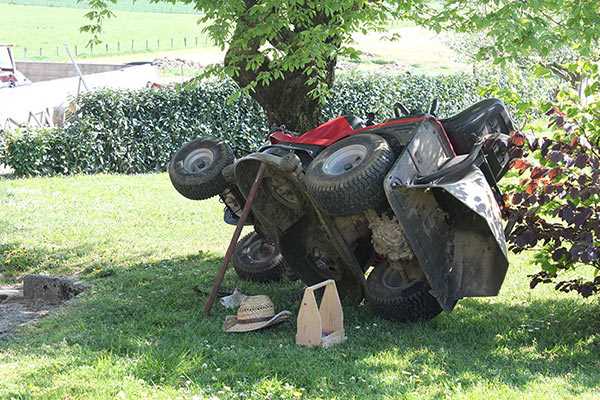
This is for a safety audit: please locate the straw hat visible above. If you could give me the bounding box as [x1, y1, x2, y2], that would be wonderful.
[223, 295, 292, 332]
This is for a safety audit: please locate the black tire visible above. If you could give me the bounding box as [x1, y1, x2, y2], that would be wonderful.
[305, 134, 394, 216]
[233, 232, 285, 282]
[378, 132, 405, 156]
[169, 138, 234, 200]
[366, 262, 443, 322]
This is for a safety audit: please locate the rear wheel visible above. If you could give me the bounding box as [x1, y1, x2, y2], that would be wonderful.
[233, 232, 285, 282]
[305, 134, 394, 216]
[366, 261, 443, 322]
[169, 138, 234, 200]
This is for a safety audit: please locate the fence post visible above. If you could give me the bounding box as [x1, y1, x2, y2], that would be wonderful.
[24, 47, 27, 58]
[56, 47, 59, 57]
[157, 39, 160, 49]
[117, 41, 120, 52]
[170, 38, 173, 48]
[75, 45, 78, 56]
[105, 43, 109, 53]
[145, 40, 148, 50]
[184, 37, 187, 48]
[39, 48, 42, 57]
[195, 36, 198, 47]
[131, 40, 134, 50]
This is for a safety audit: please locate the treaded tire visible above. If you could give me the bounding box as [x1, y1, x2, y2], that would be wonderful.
[305, 134, 394, 216]
[366, 263, 443, 322]
[233, 232, 285, 282]
[169, 137, 234, 200]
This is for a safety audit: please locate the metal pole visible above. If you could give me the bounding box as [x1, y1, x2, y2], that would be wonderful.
[203, 163, 267, 315]
[64, 44, 89, 92]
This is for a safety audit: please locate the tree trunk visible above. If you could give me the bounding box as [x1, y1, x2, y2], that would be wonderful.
[228, 58, 336, 133]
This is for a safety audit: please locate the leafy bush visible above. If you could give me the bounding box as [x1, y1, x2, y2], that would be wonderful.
[506, 61, 600, 297]
[0, 71, 546, 176]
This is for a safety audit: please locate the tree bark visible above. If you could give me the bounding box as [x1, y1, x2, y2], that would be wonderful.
[225, 53, 336, 133]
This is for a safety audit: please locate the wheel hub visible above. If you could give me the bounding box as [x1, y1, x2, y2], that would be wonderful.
[182, 148, 214, 174]
[244, 238, 276, 264]
[322, 144, 368, 176]
[381, 265, 415, 291]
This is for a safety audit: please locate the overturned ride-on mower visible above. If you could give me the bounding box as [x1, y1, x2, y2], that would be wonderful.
[169, 98, 516, 322]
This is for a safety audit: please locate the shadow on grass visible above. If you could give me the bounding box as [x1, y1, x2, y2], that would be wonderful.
[2, 250, 599, 398]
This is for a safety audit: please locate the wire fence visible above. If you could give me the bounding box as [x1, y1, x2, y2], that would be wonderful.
[14, 35, 214, 61]
[0, 0, 198, 14]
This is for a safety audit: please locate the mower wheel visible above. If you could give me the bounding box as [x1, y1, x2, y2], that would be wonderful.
[305, 134, 394, 216]
[366, 262, 443, 322]
[233, 232, 285, 282]
[169, 137, 234, 200]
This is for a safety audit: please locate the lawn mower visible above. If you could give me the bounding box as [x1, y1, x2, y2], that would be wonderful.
[169, 98, 516, 322]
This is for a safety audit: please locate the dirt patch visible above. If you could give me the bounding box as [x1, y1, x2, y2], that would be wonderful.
[0, 275, 87, 340]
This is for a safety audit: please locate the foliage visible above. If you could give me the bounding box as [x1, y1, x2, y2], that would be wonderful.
[423, 0, 599, 63]
[421, 0, 600, 298]
[81, 0, 436, 132]
[505, 61, 600, 297]
[1, 79, 267, 176]
[1, 71, 504, 176]
[83, 0, 411, 100]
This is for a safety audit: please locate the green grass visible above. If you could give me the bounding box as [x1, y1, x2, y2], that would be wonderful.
[1, 173, 599, 399]
[0, 4, 213, 61]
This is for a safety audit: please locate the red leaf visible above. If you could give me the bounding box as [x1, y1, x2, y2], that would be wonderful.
[511, 159, 530, 172]
[526, 180, 539, 195]
[531, 166, 548, 179]
[510, 132, 526, 146]
[519, 177, 529, 186]
[547, 167, 561, 180]
[570, 136, 579, 147]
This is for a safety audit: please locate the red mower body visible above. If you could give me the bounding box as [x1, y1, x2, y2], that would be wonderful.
[269, 116, 355, 146]
[269, 114, 456, 157]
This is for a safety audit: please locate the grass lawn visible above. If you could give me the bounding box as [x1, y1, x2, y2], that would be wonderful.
[0, 4, 213, 61]
[1, 173, 598, 399]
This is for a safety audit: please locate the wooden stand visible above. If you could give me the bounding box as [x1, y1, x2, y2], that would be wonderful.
[296, 279, 346, 348]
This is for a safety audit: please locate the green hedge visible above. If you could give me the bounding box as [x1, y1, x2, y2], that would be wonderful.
[0, 71, 525, 176]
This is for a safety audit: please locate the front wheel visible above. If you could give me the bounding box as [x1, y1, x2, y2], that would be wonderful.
[169, 137, 234, 200]
[365, 261, 443, 322]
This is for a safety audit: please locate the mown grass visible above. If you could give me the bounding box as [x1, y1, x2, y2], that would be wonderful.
[0, 0, 197, 14]
[0, 173, 599, 399]
[1, 4, 213, 61]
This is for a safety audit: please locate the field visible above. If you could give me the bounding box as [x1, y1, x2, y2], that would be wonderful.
[1, 173, 599, 399]
[0, 4, 213, 61]
[0, 0, 197, 13]
[0, 3, 466, 72]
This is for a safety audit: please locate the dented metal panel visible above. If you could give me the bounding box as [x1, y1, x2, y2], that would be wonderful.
[384, 124, 509, 310]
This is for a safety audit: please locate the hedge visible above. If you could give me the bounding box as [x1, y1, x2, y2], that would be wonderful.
[0, 71, 541, 177]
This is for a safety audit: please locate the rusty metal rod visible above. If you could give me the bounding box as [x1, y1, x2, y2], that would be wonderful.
[204, 162, 267, 315]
